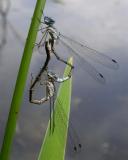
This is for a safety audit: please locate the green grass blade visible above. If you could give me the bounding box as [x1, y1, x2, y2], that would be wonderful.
[38, 58, 73, 160]
[0, 0, 46, 159]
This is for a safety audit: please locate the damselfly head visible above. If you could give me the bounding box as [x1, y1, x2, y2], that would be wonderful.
[44, 16, 55, 26]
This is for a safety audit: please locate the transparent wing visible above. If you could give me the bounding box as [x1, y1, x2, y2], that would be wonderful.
[56, 38, 105, 84]
[54, 96, 82, 152]
[59, 33, 119, 70]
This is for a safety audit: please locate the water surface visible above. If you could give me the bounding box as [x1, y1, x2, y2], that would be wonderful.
[0, 0, 128, 159]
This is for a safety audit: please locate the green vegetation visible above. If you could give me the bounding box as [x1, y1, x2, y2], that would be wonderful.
[0, 0, 46, 159]
[38, 58, 73, 160]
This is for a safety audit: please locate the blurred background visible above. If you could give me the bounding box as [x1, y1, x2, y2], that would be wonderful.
[0, 0, 128, 159]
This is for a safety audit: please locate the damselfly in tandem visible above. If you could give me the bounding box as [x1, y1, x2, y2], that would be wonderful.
[29, 15, 119, 152]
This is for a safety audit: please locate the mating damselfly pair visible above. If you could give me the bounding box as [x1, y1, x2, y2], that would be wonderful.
[29, 15, 119, 152]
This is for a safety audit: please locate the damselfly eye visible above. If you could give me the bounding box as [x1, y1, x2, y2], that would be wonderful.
[44, 16, 55, 26]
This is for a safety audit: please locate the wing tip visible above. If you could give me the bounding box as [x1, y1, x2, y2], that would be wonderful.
[111, 59, 119, 70]
[98, 73, 106, 84]
[112, 59, 117, 63]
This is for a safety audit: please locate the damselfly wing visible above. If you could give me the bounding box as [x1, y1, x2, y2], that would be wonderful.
[53, 96, 82, 153]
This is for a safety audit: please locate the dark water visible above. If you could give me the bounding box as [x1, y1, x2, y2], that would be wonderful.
[0, 0, 128, 159]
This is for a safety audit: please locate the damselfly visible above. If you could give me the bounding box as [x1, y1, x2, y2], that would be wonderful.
[29, 68, 82, 152]
[35, 16, 118, 84]
[29, 14, 119, 153]
[29, 67, 71, 131]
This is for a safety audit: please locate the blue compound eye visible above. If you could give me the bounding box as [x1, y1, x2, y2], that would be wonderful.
[44, 16, 55, 26]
